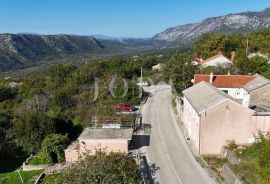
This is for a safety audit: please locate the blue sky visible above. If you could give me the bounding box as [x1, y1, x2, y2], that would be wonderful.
[1, 0, 270, 37]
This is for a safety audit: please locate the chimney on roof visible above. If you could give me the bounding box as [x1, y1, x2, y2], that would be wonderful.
[210, 72, 214, 84]
[227, 71, 231, 75]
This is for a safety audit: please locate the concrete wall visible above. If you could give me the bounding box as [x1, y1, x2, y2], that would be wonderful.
[183, 96, 200, 151]
[65, 139, 129, 163]
[242, 90, 250, 107]
[64, 149, 79, 163]
[253, 115, 270, 132]
[221, 164, 243, 184]
[80, 139, 129, 155]
[250, 84, 270, 107]
[223, 148, 240, 165]
[218, 87, 245, 100]
[23, 162, 48, 171]
[200, 100, 256, 155]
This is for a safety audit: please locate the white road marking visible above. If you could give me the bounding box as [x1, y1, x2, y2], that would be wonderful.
[156, 94, 184, 184]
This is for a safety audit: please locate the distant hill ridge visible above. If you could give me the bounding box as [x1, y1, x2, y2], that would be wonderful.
[0, 34, 164, 72]
[153, 8, 270, 42]
[1, 7, 270, 72]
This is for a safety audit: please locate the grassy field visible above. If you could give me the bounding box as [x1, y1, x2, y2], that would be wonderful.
[0, 156, 43, 184]
[0, 169, 42, 184]
[40, 173, 62, 184]
[28, 157, 49, 165]
[203, 156, 227, 179]
[203, 156, 226, 168]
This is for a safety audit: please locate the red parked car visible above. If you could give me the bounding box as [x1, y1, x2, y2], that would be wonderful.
[116, 104, 136, 112]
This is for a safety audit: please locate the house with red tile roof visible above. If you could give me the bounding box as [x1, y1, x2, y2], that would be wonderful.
[192, 58, 203, 65]
[193, 53, 232, 67]
[193, 73, 256, 105]
[193, 73, 270, 109]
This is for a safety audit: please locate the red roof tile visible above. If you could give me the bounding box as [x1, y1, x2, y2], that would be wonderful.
[193, 58, 203, 63]
[194, 74, 256, 88]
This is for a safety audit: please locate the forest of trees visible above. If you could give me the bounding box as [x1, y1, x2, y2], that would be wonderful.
[0, 55, 161, 163]
[194, 28, 270, 78]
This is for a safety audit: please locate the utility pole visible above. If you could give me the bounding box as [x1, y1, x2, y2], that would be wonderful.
[246, 38, 249, 57]
[140, 67, 143, 84]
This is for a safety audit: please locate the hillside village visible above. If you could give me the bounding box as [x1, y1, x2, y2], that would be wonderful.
[2, 15, 270, 184]
[36, 50, 270, 183]
[1, 32, 270, 183]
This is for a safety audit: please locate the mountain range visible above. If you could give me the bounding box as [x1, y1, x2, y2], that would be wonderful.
[1, 8, 270, 72]
[0, 34, 165, 72]
[153, 8, 270, 42]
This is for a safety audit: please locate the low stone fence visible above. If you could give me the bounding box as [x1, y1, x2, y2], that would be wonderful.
[25, 154, 34, 163]
[23, 162, 48, 171]
[223, 148, 240, 165]
[44, 163, 71, 175]
[22, 154, 48, 171]
[221, 164, 242, 184]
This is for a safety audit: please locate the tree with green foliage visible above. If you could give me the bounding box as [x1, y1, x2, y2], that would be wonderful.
[195, 32, 246, 59]
[52, 89, 74, 110]
[48, 64, 77, 87]
[20, 76, 46, 99]
[13, 112, 55, 154]
[143, 55, 159, 70]
[62, 151, 140, 184]
[163, 54, 198, 94]
[235, 55, 270, 77]
[195, 33, 229, 59]
[0, 112, 14, 158]
[41, 134, 69, 163]
[0, 86, 16, 102]
[249, 28, 270, 54]
[76, 62, 106, 84]
[250, 56, 270, 78]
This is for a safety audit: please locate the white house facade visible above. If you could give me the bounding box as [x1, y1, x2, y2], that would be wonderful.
[194, 53, 232, 68]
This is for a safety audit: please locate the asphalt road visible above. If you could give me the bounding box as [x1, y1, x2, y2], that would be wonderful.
[138, 85, 217, 184]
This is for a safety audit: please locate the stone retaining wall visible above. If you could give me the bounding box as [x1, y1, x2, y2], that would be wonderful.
[223, 148, 240, 165]
[22, 154, 48, 171]
[221, 164, 242, 184]
[23, 162, 48, 171]
[44, 163, 71, 175]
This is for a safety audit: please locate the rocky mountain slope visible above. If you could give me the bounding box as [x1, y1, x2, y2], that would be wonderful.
[0, 34, 163, 72]
[153, 8, 270, 42]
